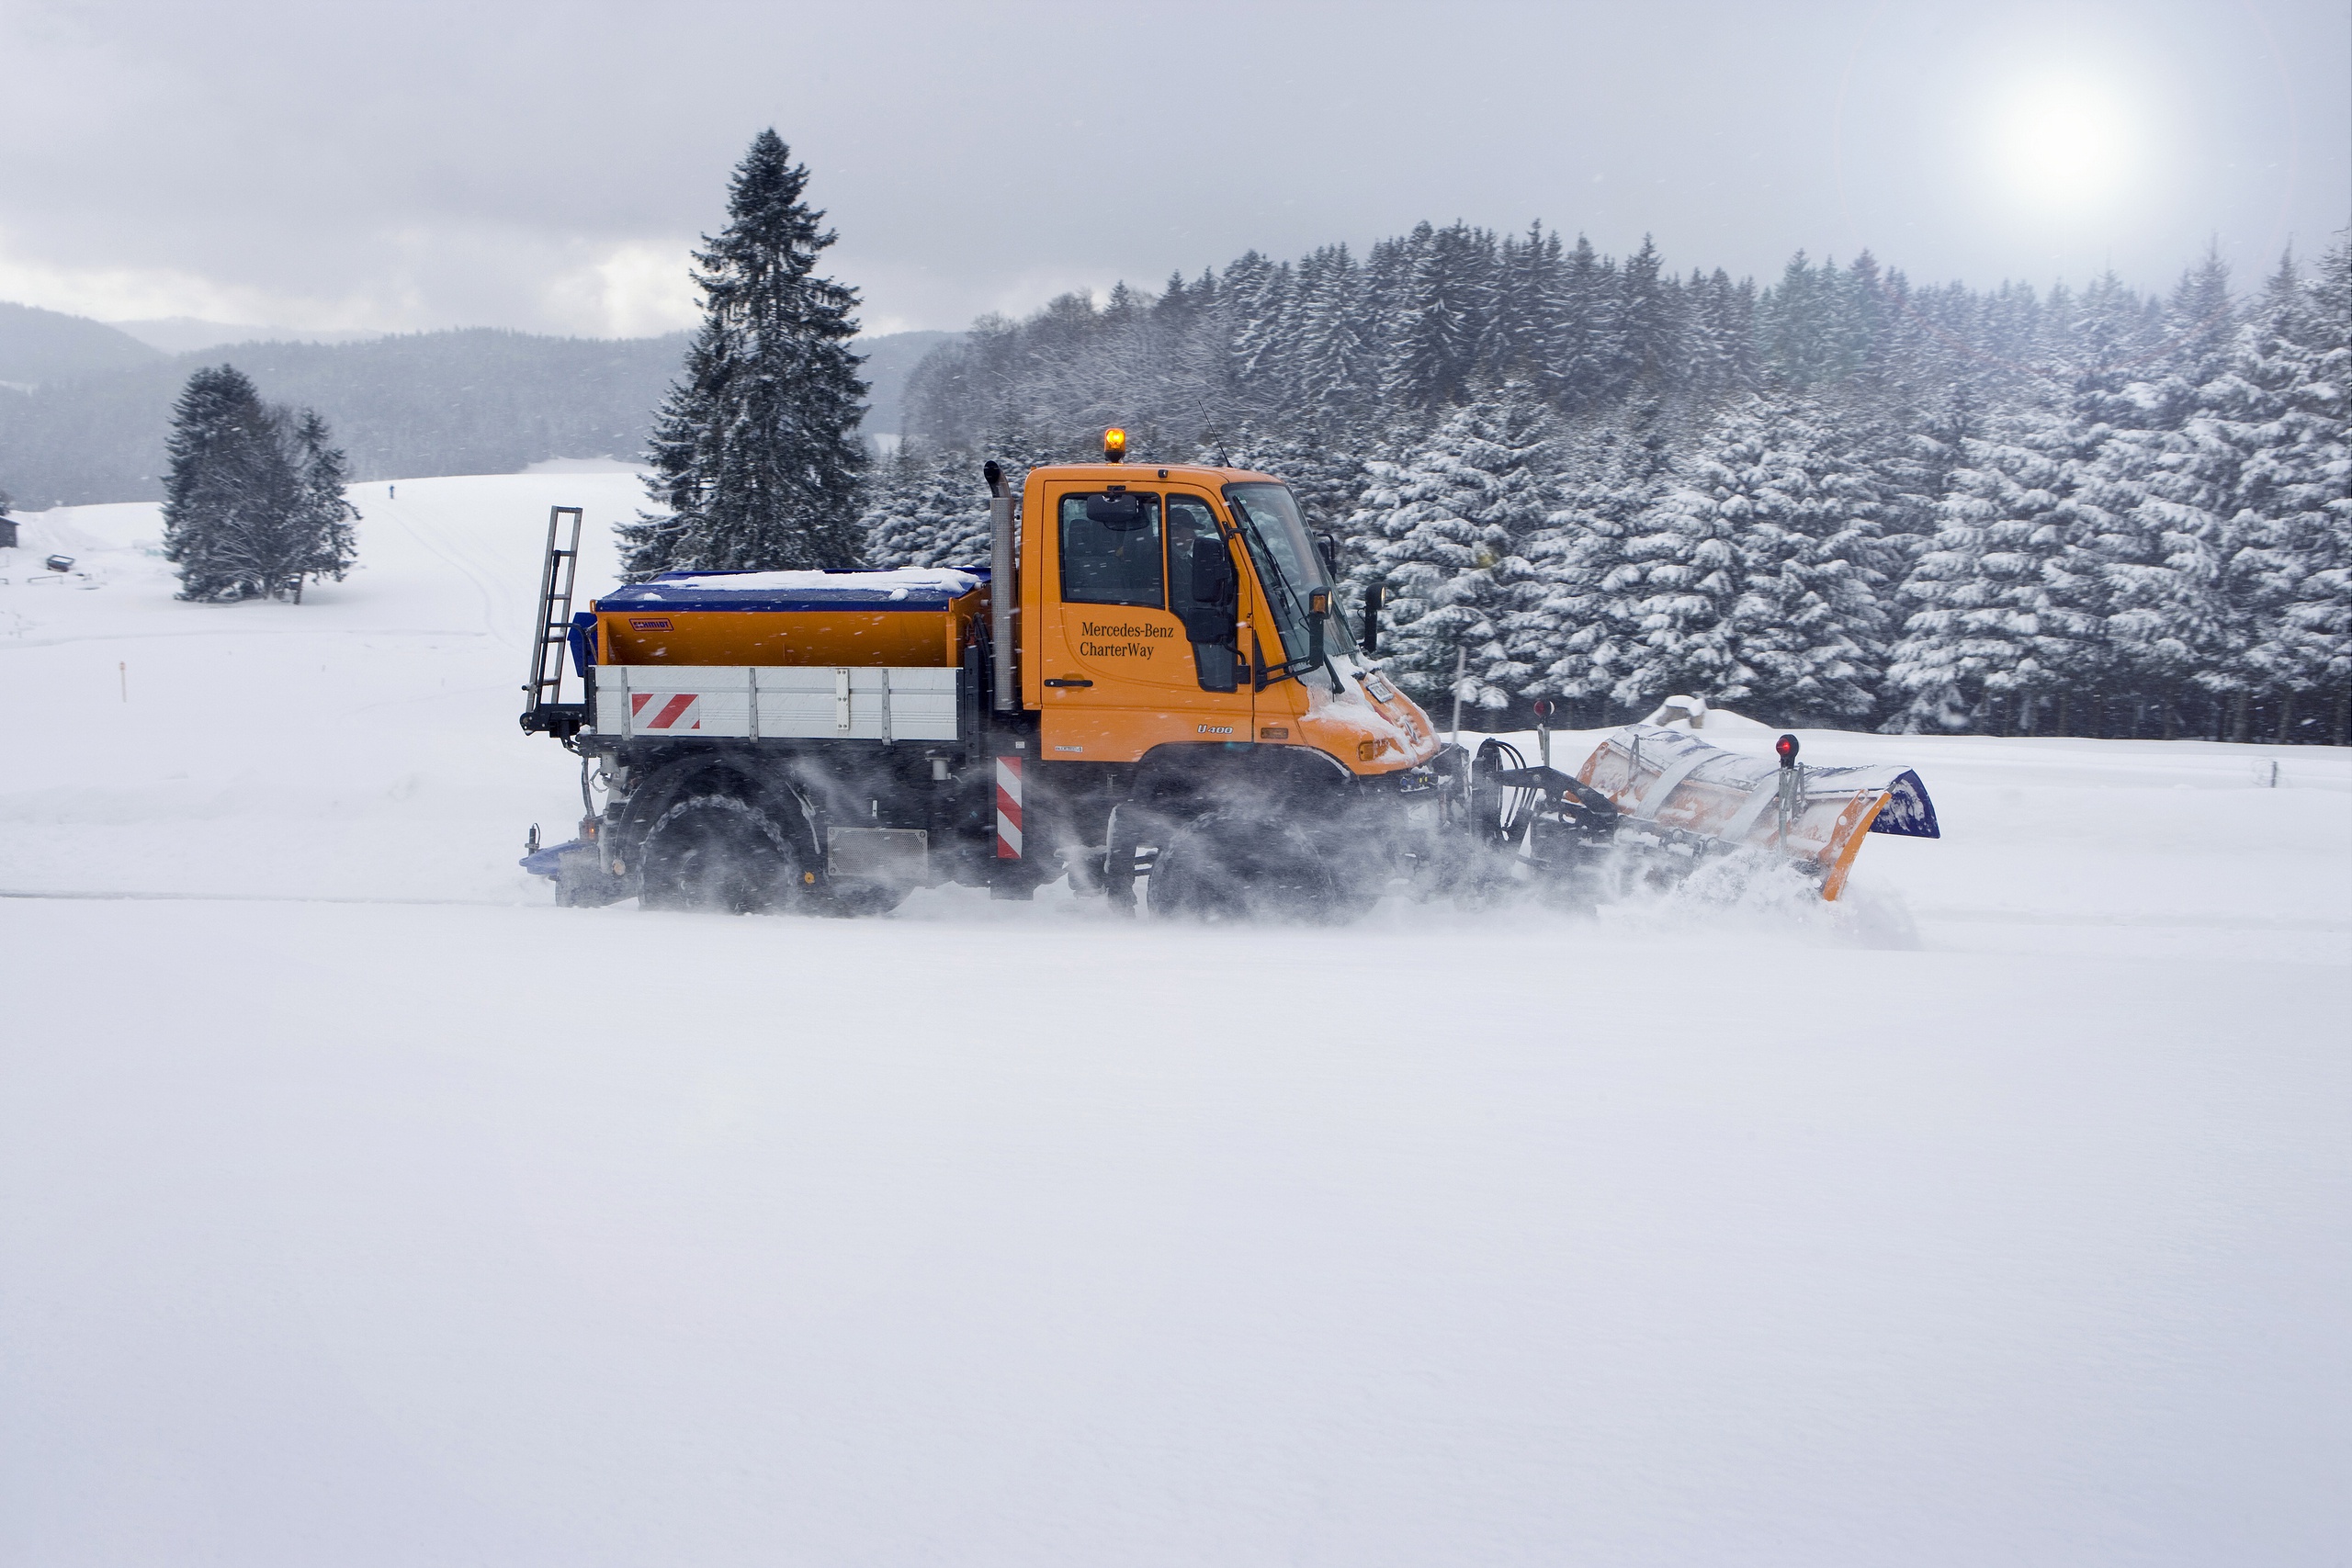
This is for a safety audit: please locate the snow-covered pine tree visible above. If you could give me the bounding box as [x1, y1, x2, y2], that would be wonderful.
[1223, 252, 1295, 420]
[859, 444, 917, 565]
[1830, 253, 1898, 392]
[162, 365, 292, 602]
[1521, 400, 1676, 722]
[2097, 251, 2252, 737]
[1680, 267, 1758, 408]
[1157, 267, 1229, 442]
[1548, 234, 1622, 412]
[1611, 237, 1681, 400]
[1611, 394, 1890, 725]
[1378, 222, 1496, 412]
[859, 446, 991, 570]
[1721, 402, 1891, 725]
[2188, 247, 2352, 739]
[1353, 381, 1558, 717]
[1478, 222, 1561, 388]
[1291, 244, 1373, 431]
[275, 410, 360, 602]
[2268, 240, 2352, 741]
[1882, 398, 2110, 732]
[620, 130, 867, 578]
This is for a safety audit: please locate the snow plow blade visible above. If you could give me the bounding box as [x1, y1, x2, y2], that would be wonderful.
[1577, 724, 1939, 900]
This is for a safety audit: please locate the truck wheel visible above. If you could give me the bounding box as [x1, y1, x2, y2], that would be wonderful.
[638, 794, 805, 914]
[1147, 811, 1363, 924]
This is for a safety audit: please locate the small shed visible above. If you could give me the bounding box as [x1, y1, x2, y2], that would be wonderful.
[0, 515, 17, 549]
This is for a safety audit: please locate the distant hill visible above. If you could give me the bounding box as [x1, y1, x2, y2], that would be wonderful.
[0, 322, 962, 507]
[0, 330, 688, 506]
[0, 302, 166, 389]
[855, 330, 957, 441]
[108, 317, 386, 355]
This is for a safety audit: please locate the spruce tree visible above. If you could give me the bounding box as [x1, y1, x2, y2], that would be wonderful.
[1883, 402, 2109, 731]
[621, 130, 868, 577]
[2098, 253, 2249, 735]
[1550, 235, 1623, 412]
[860, 446, 990, 570]
[1222, 251, 1295, 419]
[2269, 241, 2352, 739]
[162, 365, 285, 601]
[1379, 222, 1496, 411]
[2177, 248, 2350, 738]
[160, 367, 358, 603]
[1612, 395, 1890, 724]
[1353, 382, 1559, 716]
[1292, 245, 1373, 430]
[1521, 400, 1676, 720]
[1611, 237, 1681, 398]
[280, 410, 360, 600]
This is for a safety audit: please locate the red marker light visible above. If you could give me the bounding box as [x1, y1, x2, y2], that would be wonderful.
[1776, 734, 1800, 766]
[1532, 699, 1555, 719]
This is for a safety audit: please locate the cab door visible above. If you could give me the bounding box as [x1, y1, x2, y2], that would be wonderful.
[1038, 485, 1253, 761]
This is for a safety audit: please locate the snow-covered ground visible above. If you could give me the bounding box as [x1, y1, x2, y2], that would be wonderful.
[2, 479, 2346, 1565]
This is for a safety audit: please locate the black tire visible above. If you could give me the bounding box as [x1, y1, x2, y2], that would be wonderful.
[1147, 811, 1368, 924]
[638, 794, 805, 914]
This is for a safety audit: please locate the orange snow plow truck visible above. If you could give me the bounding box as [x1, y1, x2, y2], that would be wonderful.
[517, 432, 1939, 916]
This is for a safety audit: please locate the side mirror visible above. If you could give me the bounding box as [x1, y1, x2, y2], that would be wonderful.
[1361, 581, 1385, 654]
[1182, 543, 1238, 646]
[1191, 541, 1236, 605]
[1306, 589, 1329, 670]
[1313, 530, 1340, 570]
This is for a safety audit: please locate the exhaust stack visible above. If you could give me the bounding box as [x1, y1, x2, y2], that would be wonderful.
[985, 461, 1015, 713]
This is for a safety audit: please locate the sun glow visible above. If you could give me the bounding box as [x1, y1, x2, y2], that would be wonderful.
[1986, 73, 2140, 210]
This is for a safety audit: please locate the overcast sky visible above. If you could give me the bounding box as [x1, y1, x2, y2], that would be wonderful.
[1, 0, 2343, 339]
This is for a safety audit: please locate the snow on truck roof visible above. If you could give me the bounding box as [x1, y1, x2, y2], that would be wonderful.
[601, 567, 985, 613]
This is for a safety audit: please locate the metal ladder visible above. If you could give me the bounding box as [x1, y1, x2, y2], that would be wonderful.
[520, 505, 587, 735]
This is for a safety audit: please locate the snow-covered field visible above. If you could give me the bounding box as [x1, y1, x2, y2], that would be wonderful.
[2, 479, 2346, 1565]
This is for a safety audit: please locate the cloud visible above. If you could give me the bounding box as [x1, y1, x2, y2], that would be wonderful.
[0, 236, 277, 325]
[547, 242, 703, 340]
[0, 0, 2340, 337]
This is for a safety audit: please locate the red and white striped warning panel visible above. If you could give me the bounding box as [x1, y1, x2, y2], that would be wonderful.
[628, 692, 702, 732]
[995, 756, 1023, 859]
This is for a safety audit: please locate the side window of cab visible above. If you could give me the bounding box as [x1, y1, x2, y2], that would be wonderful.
[1058, 491, 1163, 606]
[1166, 493, 1239, 693]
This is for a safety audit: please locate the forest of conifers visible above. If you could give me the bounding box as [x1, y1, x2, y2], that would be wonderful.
[874, 222, 2350, 742]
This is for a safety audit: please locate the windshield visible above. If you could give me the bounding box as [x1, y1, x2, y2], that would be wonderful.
[1224, 482, 1355, 664]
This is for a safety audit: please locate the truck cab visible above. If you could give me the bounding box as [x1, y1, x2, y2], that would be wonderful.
[1015, 460, 1440, 775]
